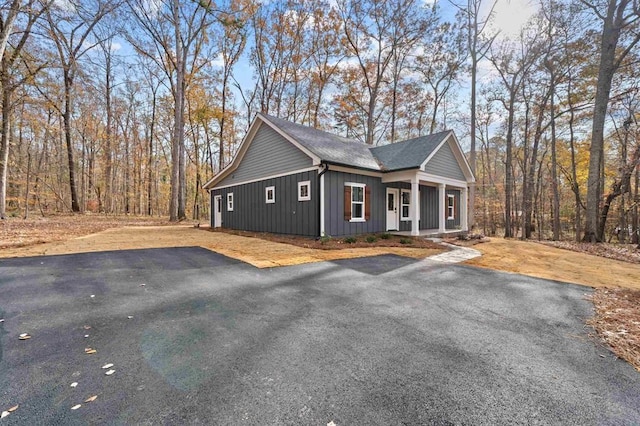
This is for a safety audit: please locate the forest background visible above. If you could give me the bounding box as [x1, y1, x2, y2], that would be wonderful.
[0, 0, 638, 244]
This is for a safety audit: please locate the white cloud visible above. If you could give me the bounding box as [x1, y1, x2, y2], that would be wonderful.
[211, 53, 225, 68]
[490, 0, 538, 40]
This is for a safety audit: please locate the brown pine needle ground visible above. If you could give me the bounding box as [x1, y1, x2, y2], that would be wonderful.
[587, 288, 640, 371]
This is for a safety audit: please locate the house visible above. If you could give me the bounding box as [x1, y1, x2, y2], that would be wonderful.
[203, 113, 475, 238]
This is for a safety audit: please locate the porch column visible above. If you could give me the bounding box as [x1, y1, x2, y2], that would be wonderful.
[461, 186, 468, 231]
[438, 183, 446, 233]
[411, 176, 420, 236]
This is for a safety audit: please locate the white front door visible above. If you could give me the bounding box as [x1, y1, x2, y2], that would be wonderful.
[213, 195, 222, 228]
[386, 188, 399, 231]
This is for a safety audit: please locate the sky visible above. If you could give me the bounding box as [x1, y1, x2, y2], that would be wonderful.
[110, 0, 540, 148]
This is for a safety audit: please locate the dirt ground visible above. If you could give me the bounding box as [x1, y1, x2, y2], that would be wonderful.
[465, 238, 640, 290]
[0, 218, 443, 268]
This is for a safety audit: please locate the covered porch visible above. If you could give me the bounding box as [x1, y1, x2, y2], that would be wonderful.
[382, 169, 470, 237]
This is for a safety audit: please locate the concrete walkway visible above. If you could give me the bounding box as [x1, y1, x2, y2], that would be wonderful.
[426, 239, 482, 264]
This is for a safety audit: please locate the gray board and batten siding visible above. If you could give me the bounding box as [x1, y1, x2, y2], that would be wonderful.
[211, 170, 319, 237]
[423, 140, 467, 182]
[446, 189, 461, 229]
[323, 170, 454, 237]
[323, 171, 385, 237]
[217, 122, 313, 188]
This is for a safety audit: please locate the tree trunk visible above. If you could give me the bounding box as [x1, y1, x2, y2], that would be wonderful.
[550, 85, 560, 240]
[632, 166, 638, 244]
[63, 70, 80, 213]
[583, 0, 629, 242]
[0, 84, 10, 219]
[469, 50, 477, 231]
[504, 88, 516, 238]
[147, 88, 156, 216]
[169, 0, 184, 221]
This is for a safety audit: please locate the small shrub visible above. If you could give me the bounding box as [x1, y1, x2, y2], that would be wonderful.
[344, 236, 357, 244]
[400, 238, 412, 245]
[365, 235, 377, 243]
[380, 233, 392, 240]
[320, 234, 332, 245]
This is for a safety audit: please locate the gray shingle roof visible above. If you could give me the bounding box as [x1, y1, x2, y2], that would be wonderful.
[260, 113, 450, 172]
[370, 131, 451, 171]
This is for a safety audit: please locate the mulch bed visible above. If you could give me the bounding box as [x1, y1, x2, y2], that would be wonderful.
[587, 287, 640, 372]
[208, 228, 442, 250]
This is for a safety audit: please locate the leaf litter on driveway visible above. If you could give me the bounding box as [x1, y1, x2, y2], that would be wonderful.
[2, 405, 19, 419]
[18, 333, 31, 340]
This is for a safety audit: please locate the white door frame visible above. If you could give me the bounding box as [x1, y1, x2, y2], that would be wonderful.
[386, 188, 400, 231]
[213, 195, 222, 228]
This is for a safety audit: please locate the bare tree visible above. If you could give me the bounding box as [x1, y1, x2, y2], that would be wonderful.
[452, 0, 498, 230]
[415, 15, 467, 134]
[337, 0, 426, 145]
[582, 0, 640, 242]
[489, 36, 538, 237]
[0, 0, 50, 219]
[44, 0, 117, 213]
[125, 0, 218, 221]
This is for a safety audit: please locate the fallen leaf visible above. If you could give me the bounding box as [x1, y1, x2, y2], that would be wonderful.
[90, 295, 95, 298]
[7, 406, 18, 413]
[83, 325, 91, 330]
[70, 382, 78, 388]
[0, 319, 5, 323]
[71, 404, 81, 410]
[140, 283, 146, 286]
[84, 395, 97, 403]
[105, 370, 115, 376]
[84, 335, 89, 338]
[85, 349, 97, 355]
[127, 316, 133, 319]
[328, 422, 337, 426]
[102, 363, 113, 369]
[19, 333, 31, 340]
[1, 411, 9, 419]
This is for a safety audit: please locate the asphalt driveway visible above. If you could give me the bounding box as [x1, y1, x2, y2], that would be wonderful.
[0, 247, 639, 425]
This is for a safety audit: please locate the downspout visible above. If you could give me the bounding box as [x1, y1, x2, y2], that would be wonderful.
[318, 162, 329, 238]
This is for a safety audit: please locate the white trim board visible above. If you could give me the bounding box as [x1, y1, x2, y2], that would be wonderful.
[208, 167, 319, 190]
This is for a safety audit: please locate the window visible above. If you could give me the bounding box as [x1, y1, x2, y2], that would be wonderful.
[447, 194, 455, 219]
[351, 185, 364, 220]
[401, 190, 411, 220]
[298, 181, 311, 201]
[227, 193, 234, 211]
[344, 183, 366, 222]
[265, 186, 275, 204]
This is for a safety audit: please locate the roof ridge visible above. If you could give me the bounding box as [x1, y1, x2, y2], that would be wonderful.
[260, 113, 365, 146]
[371, 130, 452, 150]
